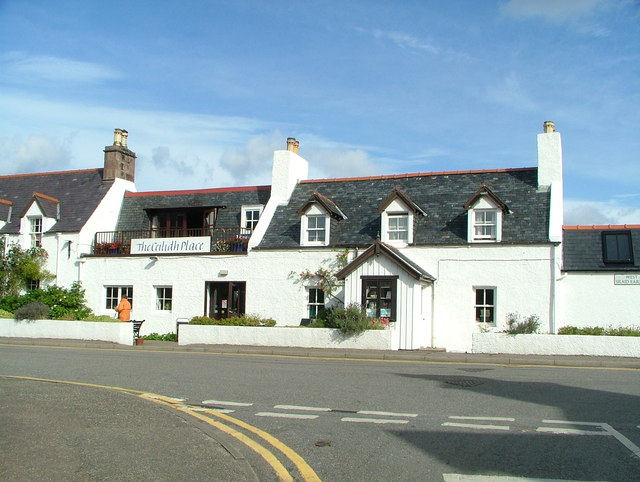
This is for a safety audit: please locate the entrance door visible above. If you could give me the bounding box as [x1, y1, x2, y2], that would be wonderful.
[205, 282, 246, 319]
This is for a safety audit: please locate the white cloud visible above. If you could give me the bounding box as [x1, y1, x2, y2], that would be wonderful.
[500, 0, 606, 22]
[218, 132, 282, 186]
[369, 29, 440, 55]
[485, 72, 537, 111]
[1, 53, 121, 84]
[564, 198, 640, 226]
[0, 135, 72, 174]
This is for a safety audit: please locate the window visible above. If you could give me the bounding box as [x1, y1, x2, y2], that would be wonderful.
[105, 286, 133, 310]
[362, 277, 396, 321]
[156, 286, 173, 311]
[307, 215, 326, 243]
[473, 210, 497, 240]
[30, 217, 42, 247]
[242, 206, 263, 230]
[307, 288, 325, 319]
[475, 288, 495, 323]
[602, 231, 634, 264]
[26, 279, 40, 291]
[388, 214, 409, 241]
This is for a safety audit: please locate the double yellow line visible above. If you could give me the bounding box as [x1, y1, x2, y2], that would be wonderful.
[7, 376, 321, 482]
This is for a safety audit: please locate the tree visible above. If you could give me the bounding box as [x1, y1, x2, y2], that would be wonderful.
[0, 242, 54, 298]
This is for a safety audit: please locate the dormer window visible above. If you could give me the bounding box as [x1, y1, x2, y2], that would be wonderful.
[378, 187, 425, 246]
[298, 192, 346, 247]
[602, 231, 634, 264]
[464, 185, 508, 243]
[30, 217, 43, 247]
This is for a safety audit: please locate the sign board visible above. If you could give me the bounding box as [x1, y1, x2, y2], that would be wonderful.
[614, 274, 640, 285]
[130, 236, 211, 255]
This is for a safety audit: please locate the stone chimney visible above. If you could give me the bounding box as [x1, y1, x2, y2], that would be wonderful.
[103, 129, 136, 182]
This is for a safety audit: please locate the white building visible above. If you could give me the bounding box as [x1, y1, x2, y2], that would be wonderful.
[2, 124, 638, 352]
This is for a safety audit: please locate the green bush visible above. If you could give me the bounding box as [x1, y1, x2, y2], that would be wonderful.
[0, 309, 13, 318]
[503, 313, 540, 334]
[558, 325, 640, 337]
[81, 314, 120, 322]
[0, 282, 93, 320]
[143, 332, 178, 341]
[14, 301, 50, 321]
[189, 314, 276, 327]
[329, 303, 371, 335]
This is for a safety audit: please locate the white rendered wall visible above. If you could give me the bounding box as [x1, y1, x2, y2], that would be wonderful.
[558, 272, 640, 329]
[0, 319, 134, 345]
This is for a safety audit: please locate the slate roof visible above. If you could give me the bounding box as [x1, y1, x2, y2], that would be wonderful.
[259, 167, 550, 248]
[0, 169, 113, 234]
[115, 186, 271, 231]
[563, 226, 640, 271]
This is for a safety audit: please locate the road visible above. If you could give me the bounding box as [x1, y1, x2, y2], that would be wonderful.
[1, 343, 639, 481]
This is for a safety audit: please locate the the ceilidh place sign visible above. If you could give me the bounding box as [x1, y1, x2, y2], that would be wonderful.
[130, 236, 211, 254]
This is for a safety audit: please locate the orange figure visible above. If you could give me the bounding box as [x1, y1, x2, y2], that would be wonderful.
[115, 296, 131, 321]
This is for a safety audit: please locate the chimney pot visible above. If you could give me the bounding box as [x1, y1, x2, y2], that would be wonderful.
[121, 130, 128, 148]
[286, 137, 296, 152]
[543, 121, 555, 133]
[113, 128, 123, 146]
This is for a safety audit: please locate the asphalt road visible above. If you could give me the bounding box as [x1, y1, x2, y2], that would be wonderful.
[1, 340, 639, 481]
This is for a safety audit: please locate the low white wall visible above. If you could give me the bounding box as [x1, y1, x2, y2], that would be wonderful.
[473, 333, 640, 357]
[0, 319, 134, 345]
[179, 325, 393, 350]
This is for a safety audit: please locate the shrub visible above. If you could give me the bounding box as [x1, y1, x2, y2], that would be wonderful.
[81, 314, 120, 322]
[189, 314, 276, 327]
[14, 301, 50, 321]
[329, 303, 371, 335]
[143, 332, 178, 341]
[503, 313, 540, 334]
[0, 309, 13, 318]
[0, 282, 93, 320]
[558, 325, 640, 337]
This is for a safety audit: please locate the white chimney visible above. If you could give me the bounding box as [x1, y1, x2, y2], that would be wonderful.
[537, 121, 563, 242]
[271, 138, 308, 205]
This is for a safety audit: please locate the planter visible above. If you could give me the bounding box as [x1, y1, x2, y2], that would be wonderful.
[472, 333, 640, 357]
[135, 337, 144, 345]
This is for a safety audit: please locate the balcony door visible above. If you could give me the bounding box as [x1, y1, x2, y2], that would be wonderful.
[205, 281, 246, 319]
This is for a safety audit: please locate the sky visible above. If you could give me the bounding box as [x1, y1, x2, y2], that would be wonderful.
[0, 0, 638, 226]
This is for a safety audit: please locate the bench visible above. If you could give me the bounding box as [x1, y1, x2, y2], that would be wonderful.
[132, 320, 145, 339]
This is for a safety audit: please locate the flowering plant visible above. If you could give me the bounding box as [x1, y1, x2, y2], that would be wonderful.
[369, 317, 391, 330]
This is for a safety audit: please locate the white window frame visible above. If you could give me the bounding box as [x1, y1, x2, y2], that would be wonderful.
[467, 198, 502, 243]
[380, 199, 414, 246]
[241, 205, 263, 231]
[307, 287, 325, 319]
[155, 286, 173, 311]
[105, 286, 133, 310]
[300, 204, 330, 246]
[29, 216, 43, 248]
[474, 287, 496, 324]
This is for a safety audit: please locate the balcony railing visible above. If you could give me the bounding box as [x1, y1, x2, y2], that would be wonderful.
[92, 227, 251, 256]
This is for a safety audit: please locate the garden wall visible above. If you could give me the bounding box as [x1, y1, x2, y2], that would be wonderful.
[472, 333, 640, 357]
[0, 319, 134, 345]
[179, 325, 393, 350]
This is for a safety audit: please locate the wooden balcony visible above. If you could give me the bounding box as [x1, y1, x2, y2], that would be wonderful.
[92, 227, 251, 256]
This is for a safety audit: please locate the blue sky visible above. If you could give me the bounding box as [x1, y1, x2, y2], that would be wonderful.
[0, 0, 638, 225]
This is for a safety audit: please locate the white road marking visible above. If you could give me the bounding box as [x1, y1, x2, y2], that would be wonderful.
[358, 410, 418, 418]
[536, 427, 607, 436]
[187, 406, 235, 414]
[255, 412, 318, 420]
[342, 417, 409, 425]
[448, 415, 515, 422]
[443, 474, 603, 481]
[443, 422, 510, 431]
[201, 399, 253, 407]
[274, 404, 331, 412]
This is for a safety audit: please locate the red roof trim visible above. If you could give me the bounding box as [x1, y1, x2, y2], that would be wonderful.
[564, 225, 640, 230]
[302, 167, 535, 184]
[0, 168, 101, 179]
[33, 192, 60, 203]
[0, 199, 13, 206]
[126, 185, 271, 198]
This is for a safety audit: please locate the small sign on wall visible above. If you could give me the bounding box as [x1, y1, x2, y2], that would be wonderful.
[614, 274, 640, 285]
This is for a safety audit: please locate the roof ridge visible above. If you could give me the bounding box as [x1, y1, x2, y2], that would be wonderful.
[302, 166, 536, 184]
[0, 168, 102, 179]
[564, 224, 640, 230]
[126, 185, 271, 197]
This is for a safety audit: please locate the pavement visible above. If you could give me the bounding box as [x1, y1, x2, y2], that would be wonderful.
[2, 336, 640, 368]
[1, 337, 638, 481]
